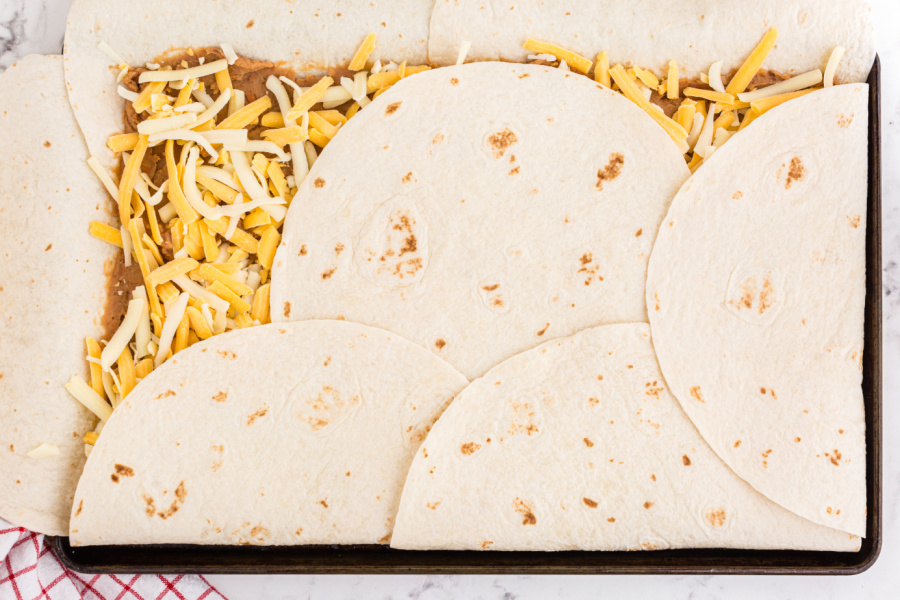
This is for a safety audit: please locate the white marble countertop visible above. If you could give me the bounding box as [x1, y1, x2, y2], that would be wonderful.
[2, 1, 896, 598]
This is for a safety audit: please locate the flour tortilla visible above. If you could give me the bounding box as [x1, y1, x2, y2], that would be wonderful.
[646, 85, 868, 536]
[0, 55, 117, 536]
[429, 0, 875, 83]
[69, 320, 467, 546]
[391, 324, 858, 551]
[271, 62, 690, 380]
[63, 0, 433, 171]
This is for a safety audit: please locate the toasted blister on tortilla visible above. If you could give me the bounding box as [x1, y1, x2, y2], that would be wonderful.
[63, 0, 433, 171]
[391, 324, 859, 551]
[69, 320, 467, 546]
[271, 62, 690, 380]
[646, 84, 868, 536]
[428, 0, 876, 83]
[0, 55, 119, 536]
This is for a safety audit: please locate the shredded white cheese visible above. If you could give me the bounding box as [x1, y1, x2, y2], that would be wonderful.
[456, 41, 472, 65]
[154, 293, 190, 367]
[737, 70, 823, 102]
[27, 443, 60, 459]
[708, 61, 726, 93]
[137, 112, 198, 135]
[101, 296, 146, 370]
[66, 375, 113, 421]
[824, 46, 845, 87]
[138, 59, 229, 84]
[97, 40, 127, 67]
[221, 43, 239, 65]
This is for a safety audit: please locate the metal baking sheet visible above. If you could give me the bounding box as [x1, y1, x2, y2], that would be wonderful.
[51, 56, 883, 576]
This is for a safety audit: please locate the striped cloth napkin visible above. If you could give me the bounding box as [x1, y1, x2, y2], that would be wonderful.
[0, 519, 226, 600]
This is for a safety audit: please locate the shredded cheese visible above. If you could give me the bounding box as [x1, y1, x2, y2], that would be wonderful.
[824, 46, 845, 88]
[27, 443, 60, 459]
[523, 39, 592, 74]
[66, 375, 113, 421]
[139, 59, 229, 84]
[725, 28, 779, 95]
[738, 70, 823, 102]
[349, 33, 377, 71]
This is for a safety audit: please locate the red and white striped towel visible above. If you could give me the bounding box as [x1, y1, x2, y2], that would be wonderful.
[0, 519, 227, 600]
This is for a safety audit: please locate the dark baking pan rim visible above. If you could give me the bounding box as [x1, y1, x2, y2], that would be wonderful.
[50, 55, 883, 576]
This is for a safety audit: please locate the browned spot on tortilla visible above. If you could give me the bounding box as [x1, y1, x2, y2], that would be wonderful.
[114, 464, 134, 480]
[432, 133, 444, 144]
[385, 101, 402, 115]
[607, 517, 616, 523]
[155, 390, 176, 400]
[536, 323, 550, 337]
[399, 235, 417, 255]
[450, 78, 459, 86]
[43, 140, 51, 147]
[732, 191, 743, 200]
[461, 442, 481, 455]
[142, 494, 156, 517]
[245, 19, 255, 28]
[481, 284, 499, 291]
[513, 498, 537, 525]
[434, 338, 446, 350]
[705, 508, 727, 527]
[8, 444, 13, 452]
[785, 156, 805, 189]
[847, 215, 861, 228]
[378, 533, 391, 544]
[518, 73, 530, 79]
[839, 429, 845, 434]
[682, 455, 692, 466]
[426, 501, 441, 510]
[282, 301, 292, 319]
[734, 440, 742, 448]
[480, 540, 494, 549]
[217, 350, 237, 360]
[75, 500, 83, 517]
[487, 128, 518, 159]
[249, 525, 270, 539]
[795, 437, 802, 442]
[588, 397, 599, 406]
[596, 153, 624, 190]
[44, 243, 52, 251]
[837, 113, 854, 128]
[321, 268, 336, 280]
[650, 474, 657, 482]
[313, 177, 325, 188]
[583, 497, 598, 508]
[643, 501, 654, 509]
[583, 437, 594, 447]
[212, 391, 228, 403]
[491, 296, 504, 308]
[246, 406, 268, 425]
[334, 243, 344, 255]
[153, 481, 187, 520]
[319, 499, 329, 508]
[508, 166, 520, 176]
[758, 277, 775, 314]
[635, 228, 642, 237]
[323, 356, 331, 366]
[402, 171, 415, 183]
[689, 386, 705, 403]
[299, 244, 308, 256]
[826, 449, 842, 466]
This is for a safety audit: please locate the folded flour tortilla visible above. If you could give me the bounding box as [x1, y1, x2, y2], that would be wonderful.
[646, 84, 868, 536]
[0, 55, 117, 536]
[271, 62, 690, 380]
[391, 324, 858, 551]
[428, 0, 876, 82]
[63, 0, 433, 171]
[69, 320, 467, 546]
